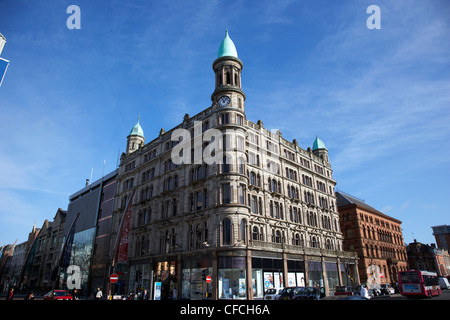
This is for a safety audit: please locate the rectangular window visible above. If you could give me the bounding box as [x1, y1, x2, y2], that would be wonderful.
[251, 196, 256, 213]
[204, 189, 209, 208]
[196, 191, 203, 210]
[239, 184, 245, 204]
[222, 183, 231, 204]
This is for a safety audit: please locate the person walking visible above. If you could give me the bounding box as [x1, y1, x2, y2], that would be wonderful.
[360, 285, 370, 299]
[5, 288, 14, 300]
[24, 291, 35, 300]
[95, 287, 103, 300]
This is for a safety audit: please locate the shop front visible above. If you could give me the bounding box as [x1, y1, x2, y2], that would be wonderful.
[325, 261, 339, 294]
[181, 253, 213, 300]
[251, 257, 284, 299]
[129, 261, 152, 299]
[287, 259, 306, 287]
[154, 260, 178, 299]
[218, 255, 247, 299]
[340, 260, 358, 286]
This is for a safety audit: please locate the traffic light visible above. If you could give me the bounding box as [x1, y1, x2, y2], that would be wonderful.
[135, 270, 142, 282]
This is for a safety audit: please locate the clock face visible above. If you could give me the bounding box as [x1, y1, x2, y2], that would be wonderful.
[218, 96, 231, 107]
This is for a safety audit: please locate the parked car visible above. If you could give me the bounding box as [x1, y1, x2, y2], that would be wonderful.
[334, 286, 354, 296]
[380, 284, 395, 295]
[264, 288, 283, 300]
[280, 286, 321, 300]
[342, 295, 369, 300]
[439, 277, 450, 289]
[43, 290, 73, 300]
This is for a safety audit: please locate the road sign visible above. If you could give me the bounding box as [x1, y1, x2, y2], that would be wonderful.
[206, 275, 212, 283]
[110, 273, 119, 283]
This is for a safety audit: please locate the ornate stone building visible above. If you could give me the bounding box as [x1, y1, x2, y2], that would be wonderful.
[109, 31, 359, 300]
[336, 191, 408, 288]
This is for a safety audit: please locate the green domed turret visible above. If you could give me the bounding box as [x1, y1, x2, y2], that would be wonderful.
[312, 136, 327, 150]
[217, 30, 238, 59]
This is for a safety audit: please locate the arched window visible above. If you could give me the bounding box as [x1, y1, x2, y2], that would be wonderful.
[222, 218, 232, 245]
[250, 171, 256, 185]
[238, 157, 245, 174]
[294, 233, 300, 246]
[275, 230, 282, 243]
[311, 236, 317, 248]
[252, 226, 259, 240]
[272, 179, 277, 193]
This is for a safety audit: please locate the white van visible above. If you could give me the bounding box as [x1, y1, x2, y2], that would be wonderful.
[438, 277, 450, 289]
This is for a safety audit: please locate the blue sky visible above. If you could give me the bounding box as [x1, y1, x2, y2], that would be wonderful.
[0, 0, 449, 247]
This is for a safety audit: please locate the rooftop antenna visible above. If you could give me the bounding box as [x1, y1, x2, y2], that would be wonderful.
[90, 167, 93, 185]
[102, 159, 106, 178]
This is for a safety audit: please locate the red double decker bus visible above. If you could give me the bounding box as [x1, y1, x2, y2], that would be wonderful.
[398, 270, 441, 298]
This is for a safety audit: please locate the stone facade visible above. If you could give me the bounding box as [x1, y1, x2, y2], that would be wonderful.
[109, 32, 359, 300]
[24, 209, 66, 291]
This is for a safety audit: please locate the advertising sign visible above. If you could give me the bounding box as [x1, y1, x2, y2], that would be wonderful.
[154, 282, 161, 300]
[117, 195, 133, 263]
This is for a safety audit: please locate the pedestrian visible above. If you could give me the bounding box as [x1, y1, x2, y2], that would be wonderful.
[95, 287, 103, 300]
[5, 288, 14, 300]
[141, 289, 150, 300]
[24, 291, 35, 300]
[73, 288, 79, 300]
[360, 285, 370, 299]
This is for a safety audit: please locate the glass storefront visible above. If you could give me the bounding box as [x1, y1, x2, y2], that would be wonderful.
[340, 262, 357, 286]
[287, 259, 305, 287]
[181, 254, 212, 300]
[129, 263, 152, 299]
[218, 256, 247, 299]
[154, 260, 177, 300]
[251, 257, 285, 299]
[182, 267, 212, 300]
[307, 261, 324, 287]
[325, 262, 339, 294]
[251, 269, 264, 299]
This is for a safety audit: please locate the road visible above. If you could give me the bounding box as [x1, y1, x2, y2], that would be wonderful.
[374, 289, 450, 300]
[3, 289, 450, 300]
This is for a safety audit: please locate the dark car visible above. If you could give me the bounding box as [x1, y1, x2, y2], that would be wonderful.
[341, 295, 369, 300]
[280, 286, 322, 300]
[43, 290, 73, 300]
[334, 286, 354, 296]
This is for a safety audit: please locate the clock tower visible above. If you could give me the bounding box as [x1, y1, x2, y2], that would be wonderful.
[212, 30, 246, 115]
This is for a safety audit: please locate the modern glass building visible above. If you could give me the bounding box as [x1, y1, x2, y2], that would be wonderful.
[63, 170, 118, 297]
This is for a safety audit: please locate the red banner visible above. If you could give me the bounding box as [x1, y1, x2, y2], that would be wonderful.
[116, 194, 133, 263]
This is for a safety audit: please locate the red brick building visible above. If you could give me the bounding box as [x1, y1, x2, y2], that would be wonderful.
[336, 191, 408, 288]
